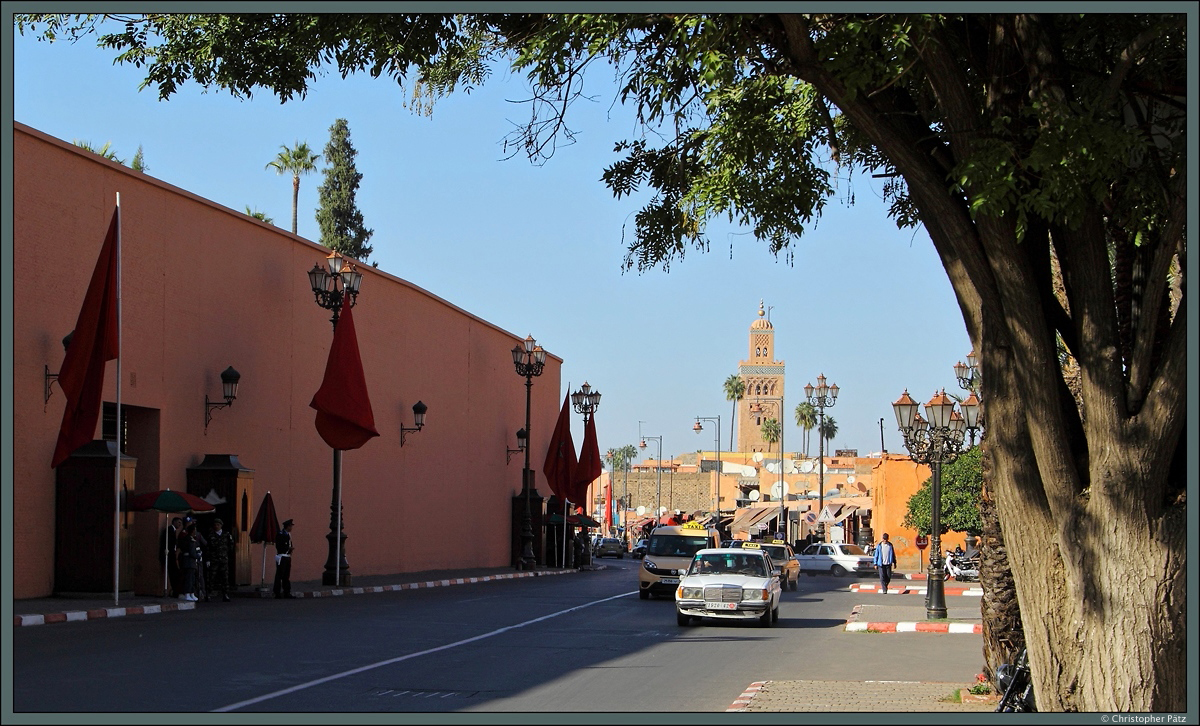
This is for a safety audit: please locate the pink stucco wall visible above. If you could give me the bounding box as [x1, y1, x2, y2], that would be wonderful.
[13, 122, 562, 598]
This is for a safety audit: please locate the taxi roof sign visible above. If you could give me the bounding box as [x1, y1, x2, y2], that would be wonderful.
[771, 539, 785, 544]
[681, 521, 706, 530]
[741, 541, 761, 549]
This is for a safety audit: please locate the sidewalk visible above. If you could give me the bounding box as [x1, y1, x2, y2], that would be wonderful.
[12, 565, 581, 627]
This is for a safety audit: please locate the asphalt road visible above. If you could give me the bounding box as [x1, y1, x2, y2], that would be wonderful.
[11, 561, 987, 715]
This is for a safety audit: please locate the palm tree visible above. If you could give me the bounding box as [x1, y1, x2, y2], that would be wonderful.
[72, 140, 124, 164]
[761, 418, 781, 454]
[723, 374, 745, 451]
[266, 141, 319, 235]
[244, 206, 274, 225]
[818, 416, 838, 456]
[794, 402, 817, 458]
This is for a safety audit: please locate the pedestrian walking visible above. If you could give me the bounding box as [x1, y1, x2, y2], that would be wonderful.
[873, 532, 897, 594]
[177, 522, 202, 601]
[273, 519, 295, 599]
[205, 518, 235, 602]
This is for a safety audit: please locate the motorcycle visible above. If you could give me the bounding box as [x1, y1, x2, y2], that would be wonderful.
[944, 548, 980, 582]
[995, 647, 1036, 712]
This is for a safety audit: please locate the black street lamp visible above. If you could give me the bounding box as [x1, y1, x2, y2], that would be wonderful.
[804, 374, 838, 541]
[638, 435, 664, 525]
[306, 250, 364, 586]
[512, 335, 547, 570]
[571, 382, 601, 566]
[892, 388, 968, 619]
[954, 352, 984, 447]
[693, 416, 721, 521]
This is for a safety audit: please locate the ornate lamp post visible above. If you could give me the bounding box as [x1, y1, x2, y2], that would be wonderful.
[512, 336, 547, 570]
[892, 388, 968, 619]
[571, 382, 601, 566]
[638, 435, 664, 526]
[804, 374, 838, 541]
[693, 416, 721, 521]
[306, 250, 364, 586]
[954, 352, 984, 446]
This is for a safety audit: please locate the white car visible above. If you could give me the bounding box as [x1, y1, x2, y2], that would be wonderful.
[674, 548, 782, 627]
[796, 542, 876, 577]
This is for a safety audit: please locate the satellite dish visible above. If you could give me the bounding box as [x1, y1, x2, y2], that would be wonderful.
[636, 506, 646, 516]
[765, 463, 779, 474]
[847, 475, 856, 484]
[742, 465, 757, 477]
[800, 460, 814, 473]
[748, 490, 761, 501]
[857, 482, 867, 492]
[807, 490, 820, 498]
[658, 506, 668, 515]
[753, 452, 764, 462]
[770, 481, 791, 499]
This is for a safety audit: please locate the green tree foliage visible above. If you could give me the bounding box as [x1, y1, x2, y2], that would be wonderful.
[15, 13, 1187, 711]
[316, 118, 374, 262]
[265, 140, 319, 235]
[244, 206, 274, 225]
[760, 418, 780, 453]
[793, 402, 816, 458]
[72, 139, 123, 164]
[722, 374, 744, 451]
[903, 446, 983, 536]
[131, 144, 147, 172]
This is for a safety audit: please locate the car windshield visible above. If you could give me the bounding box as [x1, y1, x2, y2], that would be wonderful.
[689, 553, 767, 577]
[648, 535, 711, 558]
[839, 544, 868, 555]
[761, 545, 788, 563]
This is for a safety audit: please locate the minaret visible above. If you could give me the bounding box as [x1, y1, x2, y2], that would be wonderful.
[736, 300, 786, 454]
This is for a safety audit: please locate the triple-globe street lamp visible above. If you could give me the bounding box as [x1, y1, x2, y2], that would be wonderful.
[306, 250, 364, 586]
[571, 382, 601, 566]
[892, 388, 971, 619]
[638, 434, 664, 525]
[512, 336, 547, 571]
[804, 374, 838, 542]
[954, 351, 985, 446]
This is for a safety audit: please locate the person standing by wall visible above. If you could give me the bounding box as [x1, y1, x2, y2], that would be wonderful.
[873, 532, 897, 594]
[162, 517, 183, 597]
[273, 519, 295, 599]
[205, 518, 235, 602]
[177, 522, 202, 602]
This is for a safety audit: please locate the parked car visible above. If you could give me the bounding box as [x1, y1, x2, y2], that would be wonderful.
[796, 542, 875, 577]
[631, 539, 648, 559]
[594, 538, 626, 559]
[674, 547, 782, 627]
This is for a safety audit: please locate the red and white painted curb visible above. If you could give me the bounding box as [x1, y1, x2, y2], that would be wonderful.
[850, 582, 982, 596]
[726, 681, 766, 711]
[844, 603, 983, 634]
[14, 601, 196, 627]
[14, 569, 576, 627]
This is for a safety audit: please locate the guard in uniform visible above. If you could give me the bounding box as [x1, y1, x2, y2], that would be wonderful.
[205, 518, 235, 602]
[274, 519, 295, 598]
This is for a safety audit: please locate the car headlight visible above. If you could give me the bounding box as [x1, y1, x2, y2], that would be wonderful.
[678, 586, 704, 599]
[741, 588, 769, 601]
[644, 559, 657, 570]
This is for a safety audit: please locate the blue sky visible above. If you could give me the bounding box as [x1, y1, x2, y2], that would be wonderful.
[10, 18, 974, 465]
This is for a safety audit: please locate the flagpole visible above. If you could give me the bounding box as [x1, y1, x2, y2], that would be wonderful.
[562, 498, 568, 568]
[113, 192, 122, 606]
[335, 450, 343, 587]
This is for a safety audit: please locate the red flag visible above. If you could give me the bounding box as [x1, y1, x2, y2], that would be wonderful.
[542, 392, 576, 502]
[52, 210, 119, 468]
[571, 412, 602, 506]
[309, 298, 379, 450]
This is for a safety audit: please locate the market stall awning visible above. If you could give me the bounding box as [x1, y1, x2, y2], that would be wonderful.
[730, 505, 780, 535]
[547, 512, 602, 528]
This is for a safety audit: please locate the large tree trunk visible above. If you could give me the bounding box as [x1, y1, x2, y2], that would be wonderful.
[977, 438, 1024, 684]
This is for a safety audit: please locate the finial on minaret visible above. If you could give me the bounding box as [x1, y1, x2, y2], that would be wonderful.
[758, 299, 765, 317]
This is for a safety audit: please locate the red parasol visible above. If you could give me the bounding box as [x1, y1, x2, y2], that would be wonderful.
[126, 488, 214, 597]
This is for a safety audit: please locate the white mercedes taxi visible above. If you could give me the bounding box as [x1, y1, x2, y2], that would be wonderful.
[674, 546, 782, 627]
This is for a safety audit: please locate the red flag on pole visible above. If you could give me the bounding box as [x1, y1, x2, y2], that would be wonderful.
[542, 392, 576, 502]
[572, 413, 602, 507]
[52, 209, 120, 468]
[309, 299, 379, 450]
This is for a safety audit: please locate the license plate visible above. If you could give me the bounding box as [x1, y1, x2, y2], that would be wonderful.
[706, 602, 738, 610]
[660, 577, 679, 585]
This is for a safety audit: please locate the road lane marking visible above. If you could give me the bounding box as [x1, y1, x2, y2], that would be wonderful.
[212, 590, 636, 712]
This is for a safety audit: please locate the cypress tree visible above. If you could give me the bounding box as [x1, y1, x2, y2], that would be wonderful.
[315, 118, 373, 262]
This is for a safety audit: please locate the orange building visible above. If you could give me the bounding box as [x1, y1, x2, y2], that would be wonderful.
[12, 123, 562, 599]
[867, 454, 970, 570]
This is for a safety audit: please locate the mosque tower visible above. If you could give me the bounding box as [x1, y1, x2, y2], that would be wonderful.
[736, 300, 786, 454]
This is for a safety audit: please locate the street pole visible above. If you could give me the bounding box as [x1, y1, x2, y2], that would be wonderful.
[805, 375, 838, 542]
